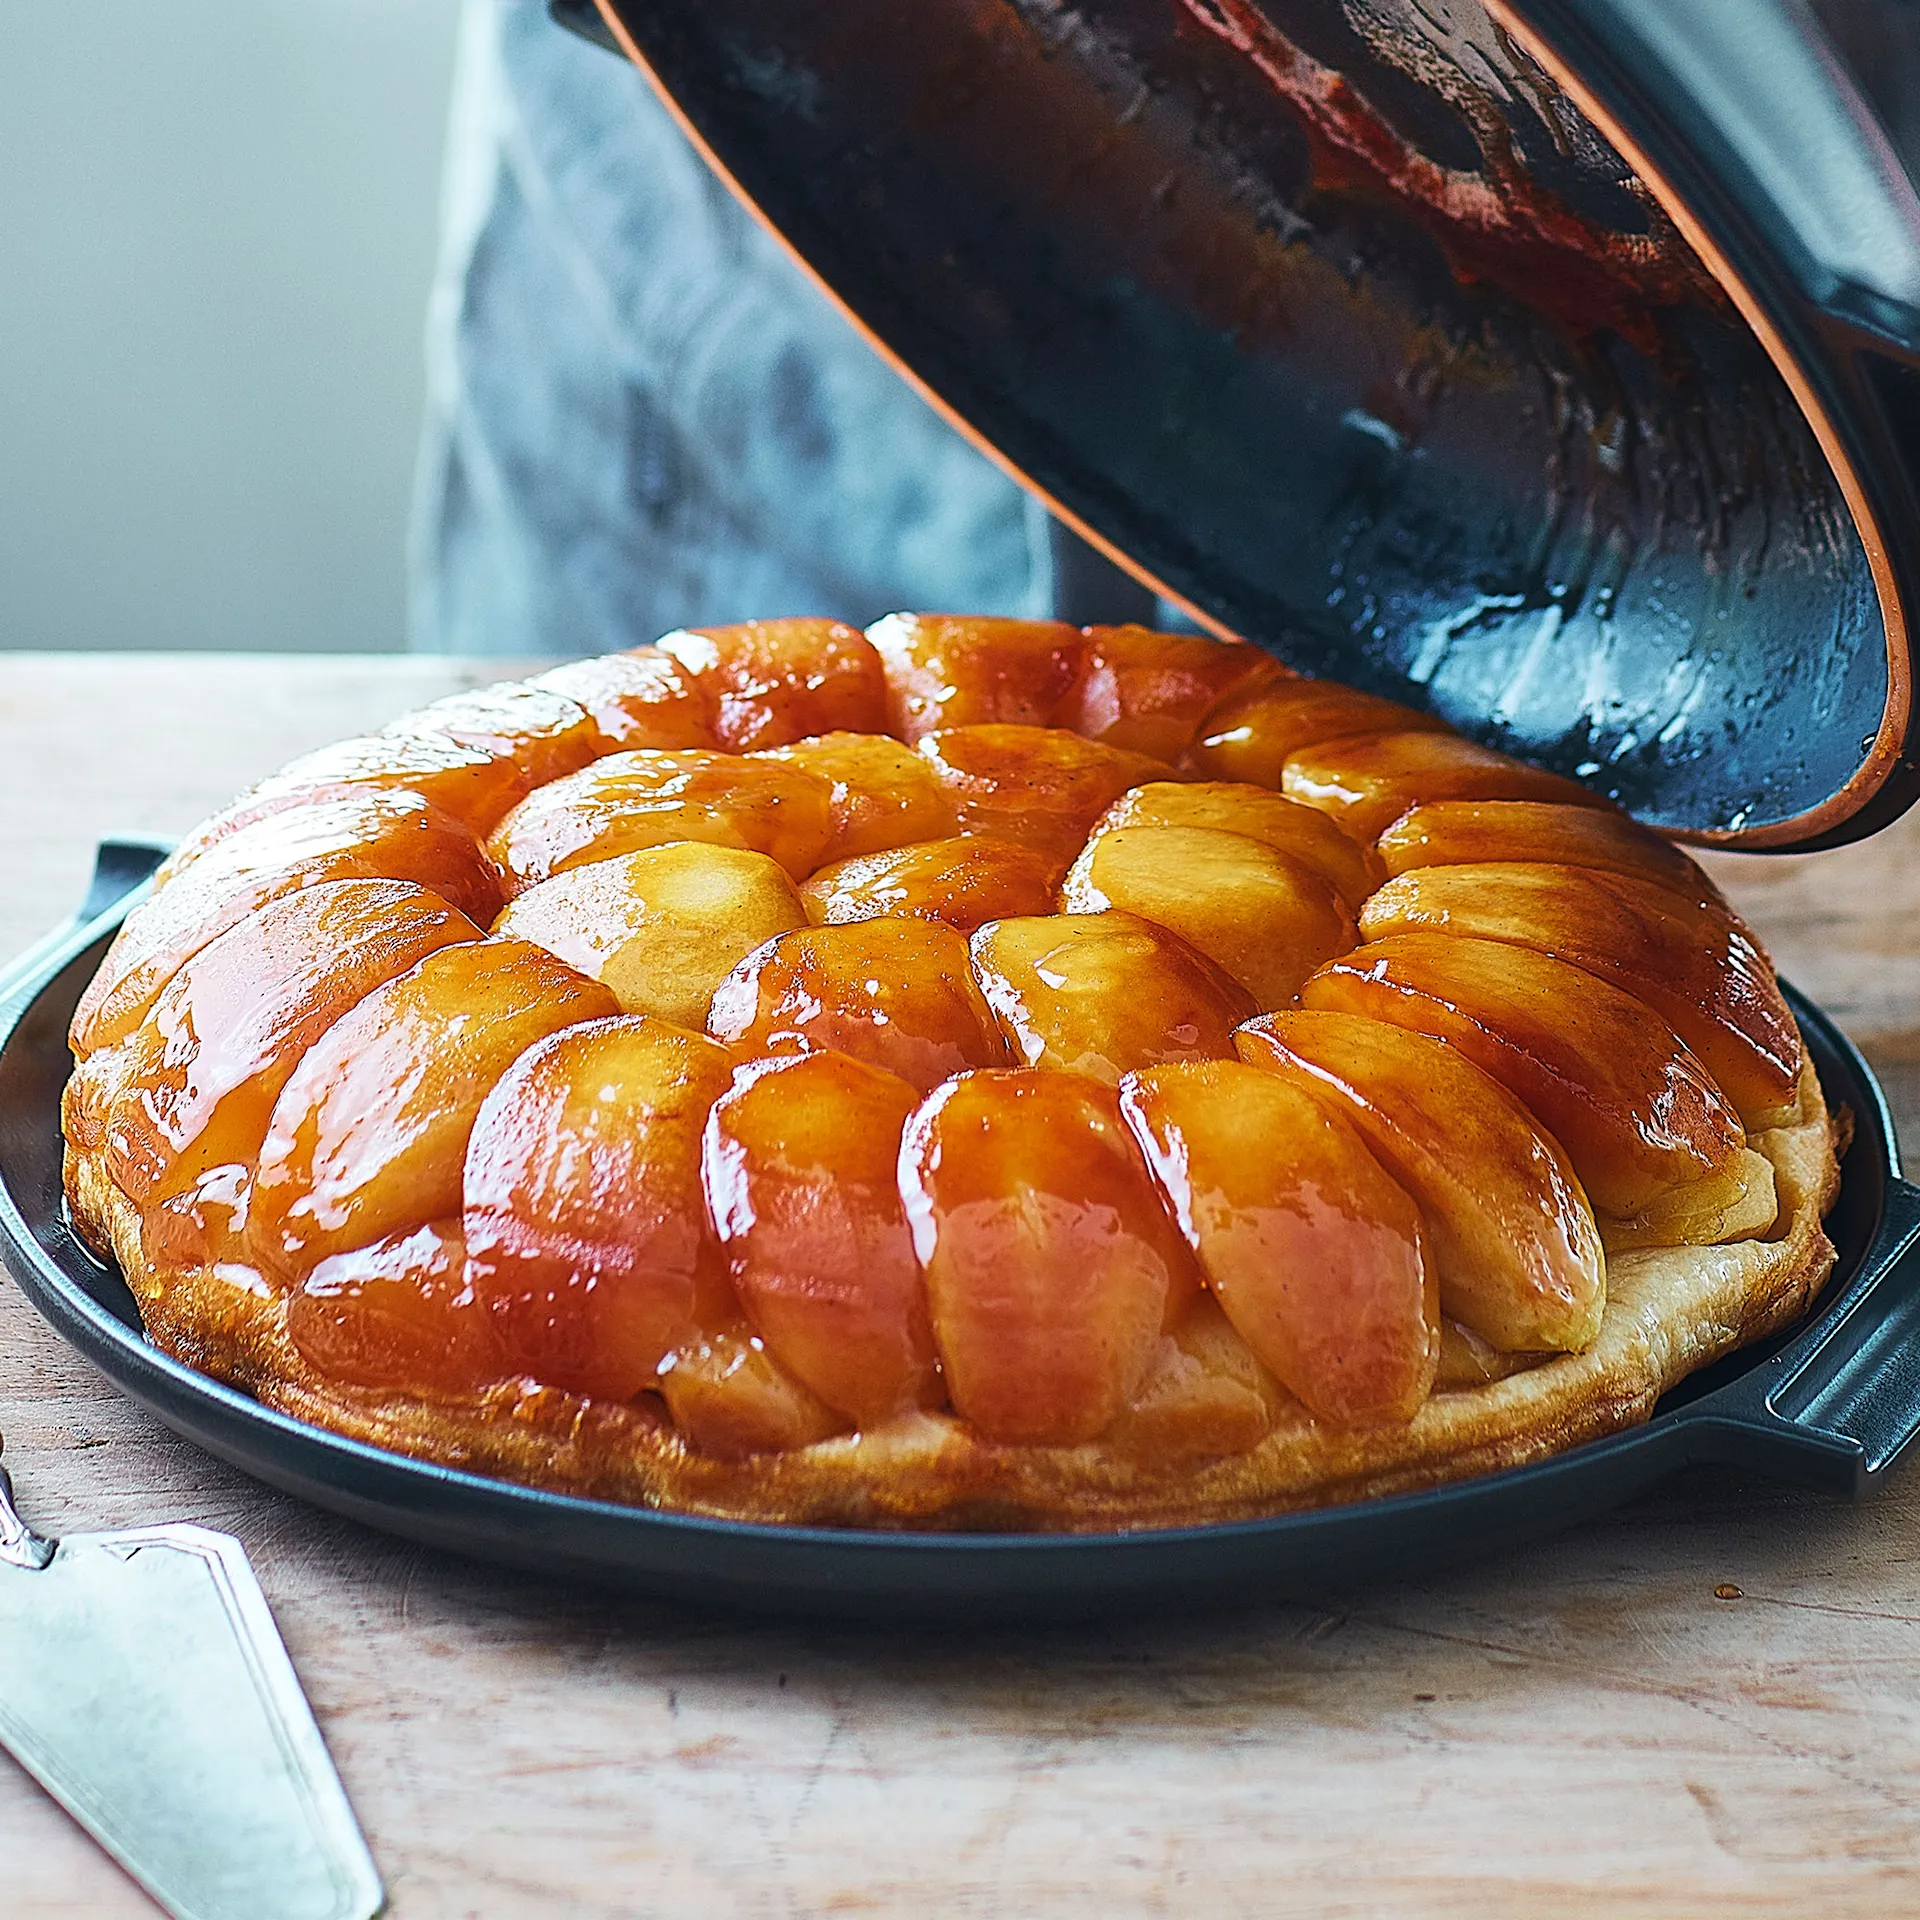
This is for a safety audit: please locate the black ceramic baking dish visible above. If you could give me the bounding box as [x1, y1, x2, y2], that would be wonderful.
[2, 842, 1915, 1623]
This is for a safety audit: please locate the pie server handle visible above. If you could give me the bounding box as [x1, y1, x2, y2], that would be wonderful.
[1680, 1173, 1920, 1494]
[0, 1443, 385, 1920]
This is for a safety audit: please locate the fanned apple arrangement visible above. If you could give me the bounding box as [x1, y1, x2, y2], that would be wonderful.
[62, 617, 1841, 1528]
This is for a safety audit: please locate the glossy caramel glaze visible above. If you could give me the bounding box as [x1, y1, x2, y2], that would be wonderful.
[1302, 933, 1743, 1220]
[1283, 731, 1609, 841]
[707, 917, 1009, 1092]
[801, 835, 1065, 933]
[528, 647, 716, 751]
[61, 616, 1842, 1529]
[970, 911, 1256, 1083]
[1357, 863, 1803, 1125]
[1235, 1011, 1605, 1353]
[1062, 823, 1355, 1007]
[1189, 664, 1449, 787]
[899, 1070, 1199, 1446]
[1120, 1062, 1437, 1426]
[704, 1051, 936, 1424]
[487, 749, 836, 893]
[73, 788, 499, 1054]
[917, 724, 1182, 857]
[660, 618, 890, 751]
[463, 1015, 734, 1401]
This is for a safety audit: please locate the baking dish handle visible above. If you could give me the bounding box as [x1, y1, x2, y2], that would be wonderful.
[1684, 1175, 1920, 1495]
[0, 838, 172, 1009]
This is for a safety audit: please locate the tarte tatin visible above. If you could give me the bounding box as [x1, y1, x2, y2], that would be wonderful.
[62, 616, 1841, 1529]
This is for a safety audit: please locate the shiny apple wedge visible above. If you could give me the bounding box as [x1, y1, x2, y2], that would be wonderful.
[660, 617, 888, 750]
[1091, 780, 1384, 908]
[970, 911, 1255, 1082]
[288, 1218, 505, 1396]
[156, 728, 533, 874]
[867, 611, 1086, 741]
[496, 843, 808, 1029]
[1301, 933, 1744, 1219]
[1282, 731, 1610, 841]
[755, 729, 959, 861]
[252, 939, 618, 1276]
[529, 646, 717, 750]
[1190, 666, 1450, 786]
[657, 1326, 851, 1458]
[484, 747, 836, 893]
[73, 788, 500, 1055]
[1375, 798, 1723, 901]
[1062, 824, 1355, 1008]
[1356, 862, 1803, 1124]
[1235, 1011, 1605, 1353]
[384, 681, 610, 791]
[103, 879, 483, 1206]
[1062, 624, 1270, 761]
[801, 835, 1065, 934]
[899, 1070, 1198, 1446]
[918, 724, 1180, 857]
[704, 1051, 937, 1424]
[463, 1014, 738, 1401]
[1102, 1295, 1288, 1462]
[707, 917, 1009, 1091]
[1120, 1062, 1437, 1426]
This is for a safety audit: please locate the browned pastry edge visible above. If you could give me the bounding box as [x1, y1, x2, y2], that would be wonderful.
[63, 1057, 1841, 1533]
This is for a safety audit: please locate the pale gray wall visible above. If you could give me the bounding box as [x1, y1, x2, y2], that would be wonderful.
[0, 0, 461, 651]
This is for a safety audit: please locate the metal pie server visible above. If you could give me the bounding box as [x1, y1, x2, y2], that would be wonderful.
[0, 1434, 383, 1919]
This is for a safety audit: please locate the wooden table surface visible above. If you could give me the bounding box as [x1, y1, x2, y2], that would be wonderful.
[4, 653, 1920, 1918]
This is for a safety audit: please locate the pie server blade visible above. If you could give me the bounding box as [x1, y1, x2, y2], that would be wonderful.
[0, 1446, 383, 1920]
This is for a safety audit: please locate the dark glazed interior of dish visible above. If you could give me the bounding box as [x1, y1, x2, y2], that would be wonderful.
[587, 0, 1891, 842]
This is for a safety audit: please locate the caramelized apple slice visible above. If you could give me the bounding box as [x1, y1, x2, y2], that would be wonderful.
[1236, 1010, 1605, 1352]
[899, 1070, 1197, 1445]
[1302, 932, 1744, 1219]
[253, 938, 618, 1275]
[704, 1051, 937, 1422]
[756, 730, 958, 861]
[103, 878, 483, 1204]
[867, 611, 1086, 741]
[1102, 1294, 1288, 1461]
[156, 730, 532, 876]
[1356, 863, 1802, 1124]
[1092, 780, 1384, 908]
[1434, 1318, 1545, 1390]
[497, 844, 807, 1028]
[385, 682, 609, 791]
[1601, 1147, 1779, 1251]
[288, 1218, 504, 1394]
[1190, 666, 1450, 786]
[529, 647, 716, 749]
[660, 618, 888, 749]
[707, 918, 1009, 1092]
[1062, 825, 1355, 1009]
[73, 789, 500, 1055]
[970, 911, 1255, 1082]
[463, 1015, 734, 1401]
[1282, 731, 1608, 841]
[658, 1327, 850, 1457]
[1376, 799, 1722, 900]
[485, 748, 835, 893]
[1063, 625, 1269, 760]
[918, 724, 1178, 856]
[801, 836, 1065, 934]
[1120, 1061, 1437, 1425]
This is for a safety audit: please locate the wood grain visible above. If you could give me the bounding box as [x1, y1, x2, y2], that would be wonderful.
[3, 654, 1918, 1918]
